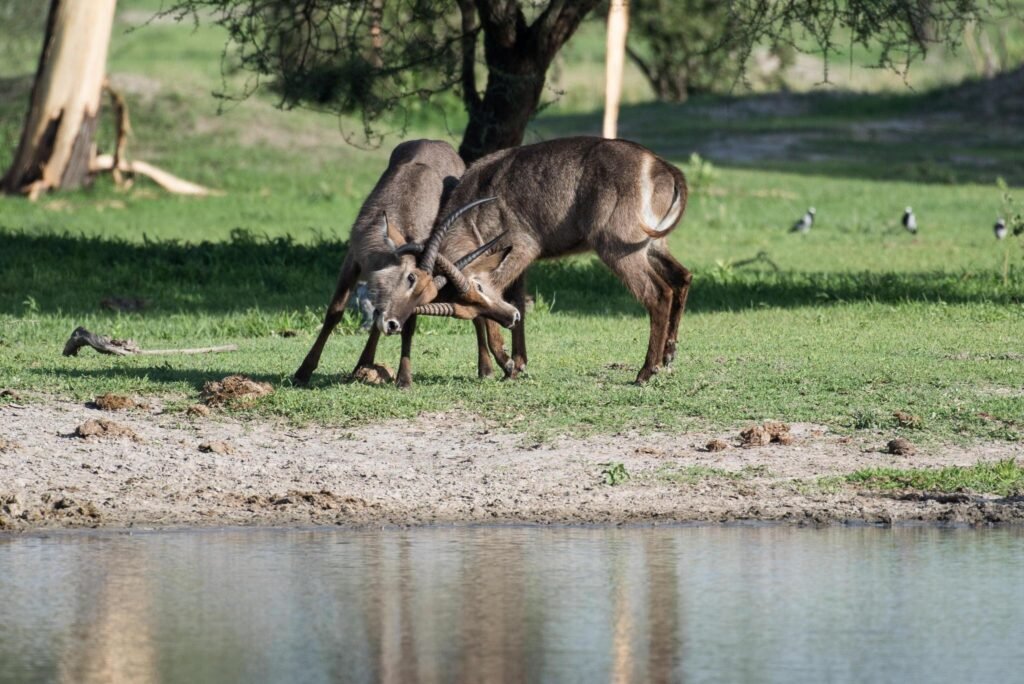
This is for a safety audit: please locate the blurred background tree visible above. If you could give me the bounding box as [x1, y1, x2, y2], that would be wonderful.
[166, 0, 1011, 161]
[170, 0, 602, 162]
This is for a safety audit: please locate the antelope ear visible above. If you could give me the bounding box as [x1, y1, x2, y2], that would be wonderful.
[380, 212, 407, 252]
[469, 245, 513, 274]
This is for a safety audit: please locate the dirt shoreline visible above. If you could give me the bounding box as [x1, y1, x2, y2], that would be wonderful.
[2, 398, 1023, 532]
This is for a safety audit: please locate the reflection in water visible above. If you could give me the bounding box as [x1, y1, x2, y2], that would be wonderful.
[2, 526, 1024, 683]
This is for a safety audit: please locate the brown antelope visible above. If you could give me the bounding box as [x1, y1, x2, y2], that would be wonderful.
[293, 139, 519, 389]
[374, 136, 690, 385]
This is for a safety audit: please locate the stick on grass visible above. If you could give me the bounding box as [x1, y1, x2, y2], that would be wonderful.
[63, 327, 237, 357]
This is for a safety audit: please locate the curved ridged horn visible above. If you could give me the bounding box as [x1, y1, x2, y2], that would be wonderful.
[432, 255, 470, 294]
[454, 230, 508, 270]
[394, 242, 423, 257]
[413, 303, 458, 317]
[418, 196, 497, 274]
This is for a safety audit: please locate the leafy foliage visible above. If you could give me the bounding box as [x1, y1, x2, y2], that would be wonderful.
[627, 0, 791, 101]
[166, 0, 600, 155]
[600, 462, 630, 486]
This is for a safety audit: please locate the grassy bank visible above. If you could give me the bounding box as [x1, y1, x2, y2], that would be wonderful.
[1, 2, 1022, 446]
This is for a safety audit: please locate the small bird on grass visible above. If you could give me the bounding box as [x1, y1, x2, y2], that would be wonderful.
[902, 206, 917, 234]
[790, 207, 815, 233]
[994, 218, 1007, 240]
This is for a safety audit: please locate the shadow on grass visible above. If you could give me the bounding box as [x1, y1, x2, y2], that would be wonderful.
[47, 366, 286, 393]
[41, 365, 522, 392]
[2, 231, 1020, 318]
[533, 68, 1024, 186]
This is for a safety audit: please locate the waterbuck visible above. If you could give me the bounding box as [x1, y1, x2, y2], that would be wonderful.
[293, 139, 519, 389]
[378, 136, 690, 385]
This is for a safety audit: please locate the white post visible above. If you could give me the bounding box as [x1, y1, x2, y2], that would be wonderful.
[602, 0, 629, 139]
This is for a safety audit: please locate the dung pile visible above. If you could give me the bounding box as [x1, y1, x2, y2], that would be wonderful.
[201, 375, 274, 407]
[351, 364, 395, 386]
[740, 421, 794, 447]
[92, 393, 147, 411]
[199, 440, 234, 455]
[74, 419, 142, 442]
[887, 438, 915, 456]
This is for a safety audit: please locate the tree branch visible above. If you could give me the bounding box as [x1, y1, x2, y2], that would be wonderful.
[530, 0, 602, 60]
[63, 326, 238, 357]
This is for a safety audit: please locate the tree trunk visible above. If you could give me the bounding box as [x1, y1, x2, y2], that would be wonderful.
[2, 0, 117, 197]
[602, 0, 629, 139]
[458, 47, 548, 163]
[458, 1, 601, 163]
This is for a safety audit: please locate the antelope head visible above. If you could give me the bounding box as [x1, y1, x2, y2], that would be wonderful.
[365, 196, 518, 334]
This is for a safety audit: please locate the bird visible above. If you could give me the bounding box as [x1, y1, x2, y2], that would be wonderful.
[348, 282, 376, 330]
[790, 207, 815, 233]
[902, 206, 917, 234]
[994, 218, 1007, 240]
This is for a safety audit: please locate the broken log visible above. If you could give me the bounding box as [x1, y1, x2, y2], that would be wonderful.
[63, 326, 237, 357]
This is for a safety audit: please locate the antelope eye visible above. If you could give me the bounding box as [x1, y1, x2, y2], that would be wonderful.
[476, 282, 484, 293]
[407, 273, 416, 288]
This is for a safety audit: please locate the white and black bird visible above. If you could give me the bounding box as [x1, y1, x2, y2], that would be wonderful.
[994, 218, 1007, 240]
[790, 207, 815, 233]
[902, 206, 917, 234]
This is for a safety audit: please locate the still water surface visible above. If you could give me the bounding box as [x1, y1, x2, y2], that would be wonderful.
[1, 525, 1023, 683]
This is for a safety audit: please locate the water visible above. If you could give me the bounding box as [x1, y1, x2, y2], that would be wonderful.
[2, 525, 1023, 684]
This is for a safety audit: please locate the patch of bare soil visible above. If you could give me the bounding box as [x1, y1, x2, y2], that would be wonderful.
[1, 399, 1022, 531]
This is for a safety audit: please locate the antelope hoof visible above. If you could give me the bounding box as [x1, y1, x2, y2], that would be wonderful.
[634, 366, 659, 385]
[396, 374, 413, 390]
[292, 371, 312, 388]
[478, 364, 494, 380]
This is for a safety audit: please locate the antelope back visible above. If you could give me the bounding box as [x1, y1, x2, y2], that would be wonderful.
[438, 137, 687, 289]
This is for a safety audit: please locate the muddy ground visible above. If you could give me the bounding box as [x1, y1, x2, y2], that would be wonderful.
[1, 396, 1023, 532]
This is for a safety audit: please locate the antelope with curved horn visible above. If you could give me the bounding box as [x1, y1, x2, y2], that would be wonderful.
[380, 136, 691, 385]
[293, 140, 518, 389]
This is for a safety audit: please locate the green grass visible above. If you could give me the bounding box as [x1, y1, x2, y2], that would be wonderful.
[656, 465, 771, 484]
[0, 2, 1022, 443]
[847, 459, 1024, 496]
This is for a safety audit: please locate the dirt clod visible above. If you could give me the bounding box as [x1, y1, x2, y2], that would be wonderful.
[201, 375, 274, 407]
[53, 497, 101, 519]
[0, 439, 20, 452]
[74, 418, 141, 442]
[775, 432, 796, 446]
[199, 440, 234, 455]
[888, 438, 916, 456]
[740, 425, 771, 446]
[1, 389, 21, 400]
[186, 404, 211, 418]
[706, 439, 730, 452]
[92, 393, 145, 411]
[351, 364, 394, 386]
[740, 421, 793, 447]
[893, 411, 922, 429]
[276, 329, 299, 338]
